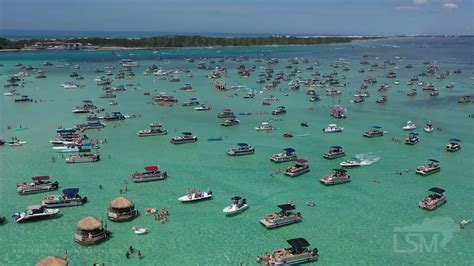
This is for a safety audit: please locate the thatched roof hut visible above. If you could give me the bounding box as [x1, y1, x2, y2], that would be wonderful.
[36, 256, 68, 266]
[77, 216, 103, 231]
[110, 197, 134, 209]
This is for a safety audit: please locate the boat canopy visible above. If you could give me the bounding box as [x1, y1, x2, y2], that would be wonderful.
[32, 176, 49, 181]
[330, 146, 343, 149]
[278, 204, 296, 211]
[371, 126, 382, 129]
[237, 143, 249, 146]
[189, 98, 197, 100]
[63, 188, 79, 196]
[182, 132, 193, 135]
[145, 166, 158, 171]
[428, 159, 439, 163]
[28, 205, 43, 210]
[287, 238, 310, 249]
[295, 159, 308, 164]
[284, 148, 295, 153]
[409, 132, 419, 135]
[428, 187, 445, 194]
[449, 138, 461, 142]
[231, 196, 242, 201]
[333, 168, 347, 173]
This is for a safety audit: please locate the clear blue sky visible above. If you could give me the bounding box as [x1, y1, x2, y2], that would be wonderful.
[0, 0, 472, 35]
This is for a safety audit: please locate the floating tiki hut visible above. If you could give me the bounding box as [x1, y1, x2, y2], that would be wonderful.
[74, 216, 109, 245]
[36, 256, 68, 266]
[107, 197, 138, 221]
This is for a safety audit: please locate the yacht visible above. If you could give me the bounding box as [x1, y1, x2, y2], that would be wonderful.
[322, 124, 344, 133]
[194, 104, 211, 111]
[65, 154, 100, 163]
[271, 148, 297, 163]
[284, 159, 310, 177]
[402, 121, 416, 131]
[416, 159, 440, 176]
[217, 109, 236, 118]
[13, 205, 59, 223]
[178, 189, 213, 202]
[340, 160, 361, 168]
[418, 187, 446, 211]
[137, 123, 168, 137]
[255, 122, 274, 131]
[405, 132, 419, 145]
[445, 138, 461, 152]
[17, 176, 59, 195]
[258, 238, 318, 265]
[424, 121, 434, 133]
[14, 95, 33, 102]
[223, 196, 248, 215]
[221, 118, 240, 127]
[259, 204, 302, 229]
[227, 143, 255, 156]
[132, 165, 168, 182]
[363, 126, 384, 138]
[41, 188, 87, 208]
[272, 106, 287, 115]
[323, 146, 345, 159]
[170, 132, 198, 144]
[320, 169, 351, 185]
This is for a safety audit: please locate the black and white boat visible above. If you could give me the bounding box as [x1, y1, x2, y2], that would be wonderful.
[17, 176, 59, 195]
[132, 165, 168, 182]
[13, 205, 59, 223]
[170, 132, 198, 144]
[227, 143, 255, 156]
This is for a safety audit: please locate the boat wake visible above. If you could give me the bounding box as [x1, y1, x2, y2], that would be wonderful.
[355, 153, 380, 166]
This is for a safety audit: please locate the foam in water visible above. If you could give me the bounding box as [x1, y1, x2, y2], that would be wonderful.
[355, 152, 380, 166]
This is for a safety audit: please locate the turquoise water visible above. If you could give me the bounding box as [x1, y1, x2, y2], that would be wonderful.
[0, 37, 473, 265]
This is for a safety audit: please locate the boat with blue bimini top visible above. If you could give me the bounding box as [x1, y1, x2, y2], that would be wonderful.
[41, 188, 87, 208]
[323, 146, 346, 159]
[363, 126, 384, 138]
[257, 238, 318, 265]
[132, 166, 167, 183]
[284, 159, 310, 177]
[405, 132, 419, 145]
[416, 159, 440, 176]
[320, 169, 351, 186]
[418, 187, 447, 211]
[17, 176, 59, 195]
[445, 138, 461, 152]
[170, 132, 198, 144]
[227, 143, 255, 156]
[271, 148, 297, 163]
[259, 204, 302, 229]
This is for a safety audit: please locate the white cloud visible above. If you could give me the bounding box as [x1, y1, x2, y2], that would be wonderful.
[442, 2, 458, 8]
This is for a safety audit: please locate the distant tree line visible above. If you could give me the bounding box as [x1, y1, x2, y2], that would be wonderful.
[0, 35, 380, 50]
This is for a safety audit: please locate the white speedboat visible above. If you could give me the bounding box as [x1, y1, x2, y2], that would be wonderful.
[340, 160, 361, 168]
[132, 226, 150, 235]
[402, 121, 416, 131]
[61, 82, 79, 89]
[13, 205, 59, 223]
[271, 148, 297, 163]
[223, 196, 248, 215]
[423, 121, 434, 133]
[322, 124, 344, 133]
[194, 104, 211, 111]
[320, 169, 351, 186]
[178, 189, 213, 202]
[255, 122, 274, 131]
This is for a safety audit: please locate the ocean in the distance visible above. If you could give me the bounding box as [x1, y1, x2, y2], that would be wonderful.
[0, 37, 473, 265]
